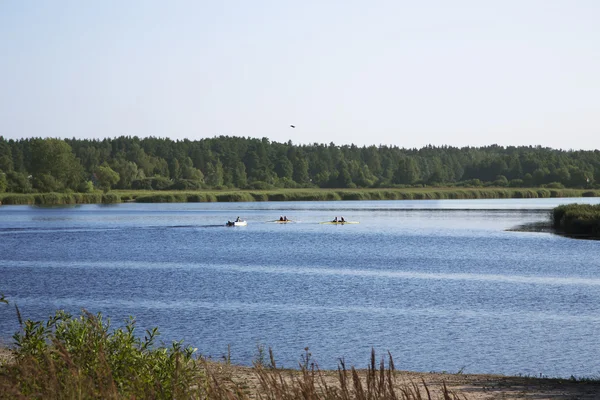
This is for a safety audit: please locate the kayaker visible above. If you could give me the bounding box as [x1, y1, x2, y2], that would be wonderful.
[340, 216, 345, 222]
[284, 216, 288, 221]
[279, 216, 284, 221]
[236, 216, 241, 222]
[333, 217, 338, 222]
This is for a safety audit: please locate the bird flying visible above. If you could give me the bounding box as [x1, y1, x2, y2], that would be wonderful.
[290, 125, 295, 128]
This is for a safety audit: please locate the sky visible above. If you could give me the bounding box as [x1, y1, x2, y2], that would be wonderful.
[0, 1, 599, 150]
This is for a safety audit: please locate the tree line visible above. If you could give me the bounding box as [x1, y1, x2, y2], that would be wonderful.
[0, 135, 597, 193]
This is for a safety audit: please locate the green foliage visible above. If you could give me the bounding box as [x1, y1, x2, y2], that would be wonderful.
[0, 172, 6, 193]
[77, 180, 95, 193]
[3, 310, 199, 399]
[95, 165, 120, 193]
[101, 193, 121, 204]
[30, 138, 83, 191]
[0, 194, 36, 205]
[170, 179, 203, 190]
[2, 136, 600, 194]
[34, 193, 75, 205]
[552, 203, 600, 238]
[32, 173, 61, 192]
[5, 171, 32, 193]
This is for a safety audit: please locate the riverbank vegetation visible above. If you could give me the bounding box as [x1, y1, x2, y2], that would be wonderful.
[1, 136, 598, 196]
[4, 306, 600, 400]
[0, 306, 464, 400]
[552, 204, 600, 238]
[1, 187, 600, 205]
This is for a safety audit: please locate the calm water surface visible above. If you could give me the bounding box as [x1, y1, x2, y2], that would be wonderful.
[1, 198, 600, 377]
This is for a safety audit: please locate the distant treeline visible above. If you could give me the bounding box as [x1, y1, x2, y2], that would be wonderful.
[0, 135, 598, 194]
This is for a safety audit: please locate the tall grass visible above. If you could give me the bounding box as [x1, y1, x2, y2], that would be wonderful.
[552, 204, 600, 238]
[2, 188, 599, 205]
[0, 193, 103, 205]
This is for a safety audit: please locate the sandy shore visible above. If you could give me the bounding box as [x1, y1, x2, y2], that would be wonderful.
[211, 364, 600, 400]
[2, 346, 598, 399]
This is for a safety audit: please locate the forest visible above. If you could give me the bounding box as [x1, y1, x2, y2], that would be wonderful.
[0, 135, 598, 193]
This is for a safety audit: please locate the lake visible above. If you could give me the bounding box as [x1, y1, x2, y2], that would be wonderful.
[1, 198, 600, 377]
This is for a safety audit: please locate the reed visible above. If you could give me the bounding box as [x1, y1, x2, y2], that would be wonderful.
[551, 203, 600, 238]
[2, 187, 599, 205]
[101, 193, 121, 204]
[0, 194, 36, 205]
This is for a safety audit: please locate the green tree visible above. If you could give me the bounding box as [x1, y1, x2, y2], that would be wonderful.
[169, 158, 182, 179]
[274, 155, 293, 180]
[30, 138, 83, 190]
[6, 171, 32, 193]
[392, 157, 419, 184]
[95, 165, 120, 193]
[205, 160, 224, 187]
[33, 174, 61, 192]
[292, 157, 310, 185]
[233, 162, 247, 188]
[0, 172, 7, 193]
[181, 157, 204, 182]
[112, 159, 139, 189]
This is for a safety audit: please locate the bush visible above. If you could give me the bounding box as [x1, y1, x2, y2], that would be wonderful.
[493, 175, 508, 187]
[509, 179, 524, 187]
[0, 172, 7, 193]
[101, 193, 121, 204]
[6, 171, 32, 193]
[77, 180, 95, 193]
[170, 179, 203, 190]
[552, 203, 600, 237]
[544, 182, 565, 189]
[247, 181, 274, 190]
[2, 310, 199, 399]
[131, 178, 153, 190]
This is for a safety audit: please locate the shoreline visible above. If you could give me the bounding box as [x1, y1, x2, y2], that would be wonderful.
[1, 187, 599, 206]
[2, 346, 600, 399]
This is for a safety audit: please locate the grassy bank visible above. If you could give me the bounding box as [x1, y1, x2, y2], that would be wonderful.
[552, 204, 600, 238]
[3, 187, 599, 205]
[0, 192, 120, 205]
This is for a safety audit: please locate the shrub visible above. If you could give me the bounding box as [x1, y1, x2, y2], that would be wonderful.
[247, 181, 274, 190]
[131, 178, 154, 190]
[552, 203, 600, 238]
[509, 179, 524, 187]
[170, 179, 203, 190]
[101, 193, 121, 204]
[545, 182, 565, 189]
[2, 310, 199, 399]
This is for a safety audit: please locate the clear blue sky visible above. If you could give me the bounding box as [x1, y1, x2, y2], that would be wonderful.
[1, 1, 598, 149]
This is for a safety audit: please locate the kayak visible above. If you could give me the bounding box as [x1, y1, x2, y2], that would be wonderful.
[273, 220, 294, 223]
[226, 220, 247, 227]
[319, 221, 359, 224]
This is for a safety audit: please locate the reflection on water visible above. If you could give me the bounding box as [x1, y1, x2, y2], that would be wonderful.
[1, 198, 600, 377]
